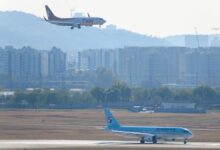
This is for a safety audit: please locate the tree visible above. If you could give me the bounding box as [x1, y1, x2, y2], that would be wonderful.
[80, 92, 96, 104]
[112, 82, 131, 102]
[90, 87, 105, 103]
[132, 88, 150, 104]
[173, 89, 192, 102]
[105, 88, 120, 103]
[13, 91, 27, 104]
[47, 91, 60, 105]
[155, 87, 172, 101]
[193, 86, 217, 104]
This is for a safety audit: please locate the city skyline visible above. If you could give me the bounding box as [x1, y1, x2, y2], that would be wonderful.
[1, 0, 220, 37]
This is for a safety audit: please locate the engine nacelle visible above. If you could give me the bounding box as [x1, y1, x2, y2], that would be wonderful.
[144, 136, 153, 142]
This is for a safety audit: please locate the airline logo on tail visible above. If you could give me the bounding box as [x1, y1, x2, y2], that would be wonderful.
[45, 5, 57, 20]
[104, 108, 120, 129]
[107, 117, 112, 123]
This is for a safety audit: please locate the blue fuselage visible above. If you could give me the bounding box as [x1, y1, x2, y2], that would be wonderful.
[103, 108, 193, 143]
[110, 126, 193, 140]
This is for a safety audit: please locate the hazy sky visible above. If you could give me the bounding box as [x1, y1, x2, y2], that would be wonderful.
[1, 0, 220, 37]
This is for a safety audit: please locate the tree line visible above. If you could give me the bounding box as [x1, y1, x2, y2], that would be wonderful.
[1, 84, 220, 108]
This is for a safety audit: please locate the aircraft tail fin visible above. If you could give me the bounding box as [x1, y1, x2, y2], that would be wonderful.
[104, 108, 120, 129]
[45, 5, 58, 20]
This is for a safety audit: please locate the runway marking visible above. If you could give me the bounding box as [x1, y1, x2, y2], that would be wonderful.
[0, 140, 219, 149]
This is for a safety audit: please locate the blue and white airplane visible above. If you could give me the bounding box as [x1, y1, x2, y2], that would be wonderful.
[104, 108, 193, 144]
[44, 5, 106, 29]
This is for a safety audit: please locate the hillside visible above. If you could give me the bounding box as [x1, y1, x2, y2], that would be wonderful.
[0, 11, 170, 52]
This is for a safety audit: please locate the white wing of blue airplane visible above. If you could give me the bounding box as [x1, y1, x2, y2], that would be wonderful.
[103, 108, 193, 144]
[44, 5, 106, 29]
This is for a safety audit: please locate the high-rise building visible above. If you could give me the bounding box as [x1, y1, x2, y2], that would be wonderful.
[117, 47, 152, 86]
[78, 49, 118, 73]
[7, 46, 22, 82]
[78, 50, 96, 71]
[48, 47, 66, 78]
[6, 46, 67, 89]
[148, 47, 185, 87]
[78, 47, 211, 87]
[0, 48, 9, 76]
[19, 47, 41, 80]
[40, 51, 49, 78]
[207, 49, 220, 87]
[183, 48, 220, 87]
[0, 47, 9, 88]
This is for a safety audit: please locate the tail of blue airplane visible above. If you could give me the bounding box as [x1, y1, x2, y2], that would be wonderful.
[104, 108, 120, 129]
[45, 5, 58, 20]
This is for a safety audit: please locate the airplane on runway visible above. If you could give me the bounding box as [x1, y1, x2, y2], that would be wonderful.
[104, 108, 193, 144]
[44, 5, 106, 29]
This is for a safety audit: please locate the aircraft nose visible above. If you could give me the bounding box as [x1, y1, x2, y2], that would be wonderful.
[102, 19, 106, 24]
[188, 131, 193, 138]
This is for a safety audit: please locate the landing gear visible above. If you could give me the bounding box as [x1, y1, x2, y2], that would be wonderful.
[140, 137, 145, 144]
[70, 26, 74, 30]
[184, 139, 187, 144]
[77, 24, 81, 29]
[140, 136, 157, 144]
[152, 136, 157, 144]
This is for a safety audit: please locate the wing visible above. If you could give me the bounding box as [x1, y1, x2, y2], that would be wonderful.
[111, 130, 154, 138]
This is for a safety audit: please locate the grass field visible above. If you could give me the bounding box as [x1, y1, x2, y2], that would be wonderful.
[0, 109, 219, 143]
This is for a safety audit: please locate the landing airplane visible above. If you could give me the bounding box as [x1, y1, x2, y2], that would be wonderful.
[104, 108, 193, 144]
[44, 5, 106, 29]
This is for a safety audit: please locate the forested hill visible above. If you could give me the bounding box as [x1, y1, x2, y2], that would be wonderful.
[0, 11, 170, 52]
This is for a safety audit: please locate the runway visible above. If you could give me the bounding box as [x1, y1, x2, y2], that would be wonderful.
[0, 140, 219, 149]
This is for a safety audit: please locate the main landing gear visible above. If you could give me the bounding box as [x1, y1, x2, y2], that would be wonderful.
[140, 137, 145, 144]
[70, 25, 81, 29]
[140, 136, 157, 144]
[152, 136, 157, 144]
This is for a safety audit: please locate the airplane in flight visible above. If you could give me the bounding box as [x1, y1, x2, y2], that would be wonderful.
[44, 5, 106, 29]
[104, 108, 193, 144]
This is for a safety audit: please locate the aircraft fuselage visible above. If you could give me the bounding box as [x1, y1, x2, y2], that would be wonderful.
[109, 126, 193, 140]
[47, 17, 106, 28]
[44, 5, 106, 29]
